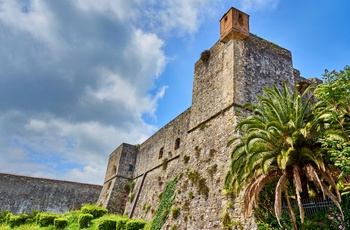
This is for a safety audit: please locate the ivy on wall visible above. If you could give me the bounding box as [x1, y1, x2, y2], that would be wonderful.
[147, 177, 177, 230]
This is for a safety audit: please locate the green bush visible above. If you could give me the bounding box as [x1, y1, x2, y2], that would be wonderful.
[0, 210, 9, 224]
[116, 218, 129, 230]
[98, 219, 117, 230]
[78, 213, 94, 228]
[171, 207, 180, 219]
[54, 217, 68, 229]
[126, 220, 147, 230]
[8, 214, 27, 228]
[5, 212, 13, 224]
[81, 204, 108, 218]
[37, 213, 58, 227]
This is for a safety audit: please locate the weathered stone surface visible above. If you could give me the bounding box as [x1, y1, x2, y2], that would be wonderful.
[99, 8, 317, 230]
[0, 173, 101, 214]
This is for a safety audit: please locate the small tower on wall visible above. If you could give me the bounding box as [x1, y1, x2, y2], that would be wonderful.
[220, 7, 249, 42]
[97, 143, 137, 213]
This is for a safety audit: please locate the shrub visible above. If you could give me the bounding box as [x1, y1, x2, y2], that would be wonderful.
[183, 155, 190, 164]
[171, 207, 180, 219]
[129, 192, 136, 203]
[78, 213, 94, 228]
[8, 214, 27, 228]
[54, 218, 68, 230]
[116, 218, 129, 230]
[142, 204, 151, 214]
[125, 220, 147, 230]
[162, 158, 169, 170]
[200, 50, 211, 63]
[81, 204, 108, 218]
[98, 219, 117, 230]
[37, 213, 58, 227]
[0, 210, 9, 224]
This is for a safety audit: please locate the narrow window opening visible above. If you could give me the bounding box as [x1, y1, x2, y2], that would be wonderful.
[174, 138, 180, 150]
[224, 16, 228, 22]
[128, 164, 134, 172]
[238, 13, 243, 25]
[158, 147, 164, 159]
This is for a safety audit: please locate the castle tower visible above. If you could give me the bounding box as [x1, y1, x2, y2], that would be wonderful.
[220, 7, 249, 42]
[189, 7, 295, 131]
[97, 143, 137, 213]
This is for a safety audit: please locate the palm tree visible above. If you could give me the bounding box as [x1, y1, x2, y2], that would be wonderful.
[225, 82, 342, 229]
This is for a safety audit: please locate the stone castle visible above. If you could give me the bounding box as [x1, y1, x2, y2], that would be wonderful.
[96, 7, 319, 229]
[0, 7, 320, 229]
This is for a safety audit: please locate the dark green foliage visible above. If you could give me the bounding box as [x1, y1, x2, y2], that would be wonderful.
[142, 204, 151, 214]
[162, 158, 169, 170]
[8, 214, 27, 228]
[0, 210, 9, 224]
[183, 155, 190, 164]
[222, 212, 231, 229]
[149, 178, 177, 230]
[78, 213, 94, 228]
[129, 192, 136, 203]
[314, 66, 350, 180]
[207, 164, 217, 179]
[116, 218, 129, 230]
[37, 213, 58, 227]
[125, 220, 147, 230]
[98, 219, 117, 230]
[81, 204, 108, 218]
[188, 170, 209, 198]
[197, 178, 209, 198]
[129, 181, 136, 192]
[54, 217, 68, 230]
[188, 191, 194, 199]
[200, 50, 210, 63]
[171, 207, 180, 219]
[27, 210, 39, 224]
[188, 170, 199, 184]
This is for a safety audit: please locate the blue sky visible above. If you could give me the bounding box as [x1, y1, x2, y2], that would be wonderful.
[0, 0, 349, 184]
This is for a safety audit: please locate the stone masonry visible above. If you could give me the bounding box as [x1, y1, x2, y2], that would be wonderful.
[0, 173, 101, 214]
[98, 7, 318, 229]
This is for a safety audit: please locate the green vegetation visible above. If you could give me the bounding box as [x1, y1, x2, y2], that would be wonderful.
[0, 204, 147, 230]
[162, 157, 169, 170]
[200, 50, 211, 63]
[145, 177, 177, 230]
[225, 67, 350, 230]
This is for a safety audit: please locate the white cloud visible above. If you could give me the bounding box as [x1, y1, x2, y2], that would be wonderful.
[237, 0, 280, 11]
[0, 0, 219, 184]
[140, 0, 214, 36]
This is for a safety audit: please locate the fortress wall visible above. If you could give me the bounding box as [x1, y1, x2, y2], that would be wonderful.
[133, 109, 191, 178]
[0, 173, 101, 214]
[125, 107, 256, 229]
[189, 40, 234, 130]
[125, 156, 181, 220]
[97, 143, 137, 213]
[235, 34, 294, 106]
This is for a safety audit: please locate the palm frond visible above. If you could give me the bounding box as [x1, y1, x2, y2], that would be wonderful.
[274, 172, 288, 227]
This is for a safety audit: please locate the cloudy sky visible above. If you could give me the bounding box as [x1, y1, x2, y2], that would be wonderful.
[0, 0, 349, 184]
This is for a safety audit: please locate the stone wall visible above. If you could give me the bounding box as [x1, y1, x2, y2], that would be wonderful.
[0, 173, 101, 214]
[97, 143, 137, 213]
[101, 15, 317, 229]
[132, 109, 191, 178]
